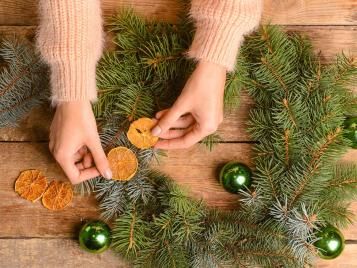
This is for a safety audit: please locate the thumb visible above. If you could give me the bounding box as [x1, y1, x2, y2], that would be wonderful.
[152, 106, 182, 137]
[87, 136, 112, 179]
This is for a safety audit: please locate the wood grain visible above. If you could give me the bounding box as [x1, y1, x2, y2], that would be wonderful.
[262, 0, 357, 26]
[0, 238, 355, 268]
[315, 244, 357, 268]
[0, 142, 100, 238]
[1, 25, 355, 63]
[0, 0, 356, 26]
[0, 95, 252, 142]
[0, 0, 356, 266]
[0, 142, 356, 239]
[285, 26, 357, 62]
[0, 238, 128, 267]
[1, 26, 356, 142]
[0, 105, 52, 142]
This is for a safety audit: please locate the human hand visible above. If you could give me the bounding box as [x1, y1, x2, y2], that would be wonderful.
[49, 101, 112, 184]
[152, 61, 226, 149]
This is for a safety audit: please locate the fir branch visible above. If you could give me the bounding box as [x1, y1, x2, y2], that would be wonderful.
[288, 127, 343, 208]
[3, 11, 357, 267]
[0, 38, 49, 127]
[111, 207, 149, 259]
[200, 132, 222, 152]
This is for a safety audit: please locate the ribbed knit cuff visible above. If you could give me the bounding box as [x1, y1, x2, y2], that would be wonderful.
[49, 57, 98, 105]
[36, 0, 104, 105]
[187, 0, 263, 72]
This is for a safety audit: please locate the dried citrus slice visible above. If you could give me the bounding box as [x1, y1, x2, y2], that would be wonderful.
[14, 169, 48, 202]
[42, 180, 73, 211]
[107, 146, 138, 181]
[127, 118, 159, 149]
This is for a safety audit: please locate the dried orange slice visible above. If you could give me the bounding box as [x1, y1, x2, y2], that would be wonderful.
[14, 169, 48, 202]
[42, 180, 73, 211]
[127, 118, 159, 149]
[107, 146, 138, 181]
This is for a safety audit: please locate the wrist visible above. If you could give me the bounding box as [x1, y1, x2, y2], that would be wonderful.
[197, 60, 227, 75]
[56, 100, 92, 110]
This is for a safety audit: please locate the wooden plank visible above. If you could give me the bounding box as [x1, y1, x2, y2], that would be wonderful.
[0, 192, 100, 238]
[0, 239, 355, 268]
[156, 146, 357, 240]
[315, 243, 357, 268]
[0, 143, 250, 238]
[262, 0, 357, 26]
[285, 26, 357, 62]
[1, 25, 355, 64]
[0, 238, 128, 267]
[0, 26, 356, 142]
[342, 149, 357, 163]
[0, 0, 356, 26]
[0, 1, 38, 26]
[155, 142, 254, 209]
[0, 142, 100, 238]
[0, 142, 356, 238]
[0, 105, 52, 142]
[0, 0, 182, 26]
[0, 95, 252, 142]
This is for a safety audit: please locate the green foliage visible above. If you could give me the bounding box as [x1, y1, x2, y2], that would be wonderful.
[95, 9, 233, 150]
[1, 9, 356, 268]
[0, 38, 49, 127]
[111, 207, 150, 259]
[93, 15, 356, 268]
[318, 164, 357, 228]
[200, 133, 222, 152]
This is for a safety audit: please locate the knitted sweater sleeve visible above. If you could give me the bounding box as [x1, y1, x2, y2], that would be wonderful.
[36, 1, 261, 103]
[36, 0, 104, 104]
[187, 0, 263, 72]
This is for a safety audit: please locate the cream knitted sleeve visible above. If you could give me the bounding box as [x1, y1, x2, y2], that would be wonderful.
[36, 0, 104, 104]
[187, 0, 263, 72]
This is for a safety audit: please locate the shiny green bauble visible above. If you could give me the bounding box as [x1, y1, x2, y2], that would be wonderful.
[219, 162, 252, 194]
[79, 220, 112, 254]
[344, 117, 357, 148]
[314, 225, 345, 260]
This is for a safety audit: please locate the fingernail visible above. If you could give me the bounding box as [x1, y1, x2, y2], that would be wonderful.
[103, 169, 112, 179]
[151, 125, 161, 136]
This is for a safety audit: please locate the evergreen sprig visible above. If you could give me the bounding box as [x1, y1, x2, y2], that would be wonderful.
[1, 9, 356, 268]
[0, 38, 49, 127]
[91, 13, 356, 267]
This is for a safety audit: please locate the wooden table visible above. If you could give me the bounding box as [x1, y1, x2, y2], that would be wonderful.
[0, 1, 356, 267]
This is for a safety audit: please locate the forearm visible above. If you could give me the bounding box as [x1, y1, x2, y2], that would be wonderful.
[36, 0, 104, 105]
[187, 0, 263, 72]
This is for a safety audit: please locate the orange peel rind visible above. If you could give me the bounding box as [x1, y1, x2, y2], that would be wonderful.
[107, 146, 138, 181]
[15, 169, 48, 202]
[127, 118, 159, 149]
[42, 180, 73, 211]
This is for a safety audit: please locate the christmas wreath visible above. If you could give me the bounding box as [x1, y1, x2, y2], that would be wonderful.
[1, 9, 357, 268]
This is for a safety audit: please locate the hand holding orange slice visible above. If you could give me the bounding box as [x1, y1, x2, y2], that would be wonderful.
[127, 118, 159, 149]
[107, 146, 138, 181]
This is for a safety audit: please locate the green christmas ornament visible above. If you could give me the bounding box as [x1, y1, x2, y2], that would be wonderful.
[314, 225, 345, 260]
[79, 220, 112, 254]
[219, 162, 252, 194]
[344, 117, 357, 148]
